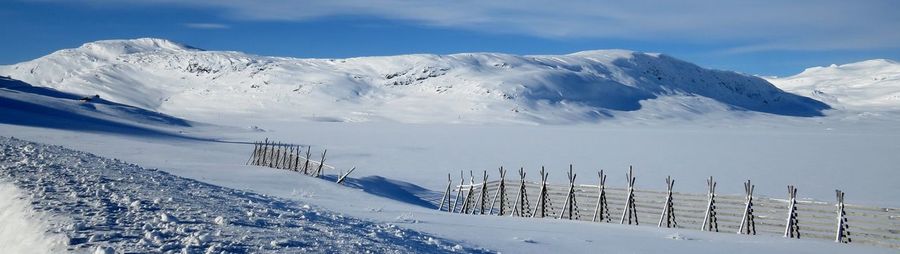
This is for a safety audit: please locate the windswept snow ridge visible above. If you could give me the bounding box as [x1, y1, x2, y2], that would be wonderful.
[0, 137, 486, 253]
[0, 38, 828, 124]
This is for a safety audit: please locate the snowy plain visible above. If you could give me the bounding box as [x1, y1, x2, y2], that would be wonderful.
[1, 39, 899, 253]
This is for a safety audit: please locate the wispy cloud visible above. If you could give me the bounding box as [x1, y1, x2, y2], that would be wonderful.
[184, 23, 229, 29]
[61, 0, 900, 52]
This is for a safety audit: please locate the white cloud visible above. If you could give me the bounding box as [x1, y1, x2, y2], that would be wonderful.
[184, 23, 229, 29]
[56, 0, 900, 51]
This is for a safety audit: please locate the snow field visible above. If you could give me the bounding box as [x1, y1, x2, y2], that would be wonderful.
[0, 137, 486, 253]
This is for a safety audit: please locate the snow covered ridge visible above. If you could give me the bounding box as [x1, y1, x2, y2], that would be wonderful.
[0, 38, 828, 124]
[0, 136, 487, 253]
[766, 59, 900, 111]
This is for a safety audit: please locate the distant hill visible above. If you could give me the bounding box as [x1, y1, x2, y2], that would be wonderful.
[0, 38, 828, 124]
[766, 59, 900, 111]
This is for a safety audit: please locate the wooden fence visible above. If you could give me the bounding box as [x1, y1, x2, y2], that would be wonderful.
[438, 166, 900, 249]
[246, 139, 355, 183]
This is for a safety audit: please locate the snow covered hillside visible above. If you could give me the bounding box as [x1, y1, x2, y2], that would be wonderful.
[766, 59, 900, 111]
[0, 76, 194, 137]
[0, 38, 828, 124]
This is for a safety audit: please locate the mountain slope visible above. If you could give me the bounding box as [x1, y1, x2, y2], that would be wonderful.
[0, 38, 828, 124]
[0, 76, 193, 137]
[766, 59, 900, 111]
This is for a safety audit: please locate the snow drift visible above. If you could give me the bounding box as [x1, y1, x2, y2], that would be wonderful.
[0, 38, 828, 124]
[0, 182, 67, 254]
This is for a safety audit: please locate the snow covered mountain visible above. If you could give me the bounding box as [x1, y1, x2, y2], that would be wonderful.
[0, 38, 828, 124]
[766, 59, 900, 111]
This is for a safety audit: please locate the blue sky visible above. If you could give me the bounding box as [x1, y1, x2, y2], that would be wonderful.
[1, 0, 898, 76]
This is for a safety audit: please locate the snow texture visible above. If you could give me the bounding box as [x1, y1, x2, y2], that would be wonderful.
[0, 136, 486, 253]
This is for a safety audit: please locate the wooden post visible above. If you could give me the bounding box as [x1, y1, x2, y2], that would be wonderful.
[274, 144, 282, 169]
[258, 139, 270, 166]
[460, 171, 476, 214]
[475, 170, 489, 215]
[282, 144, 290, 169]
[531, 167, 553, 218]
[835, 190, 851, 243]
[286, 145, 295, 170]
[271, 143, 281, 168]
[314, 149, 327, 177]
[336, 166, 356, 184]
[558, 165, 579, 220]
[620, 166, 638, 225]
[246, 142, 259, 165]
[274, 144, 280, 169]
[439, 174, 452, 212]
[293, 145, 301, 171]
[592, 170, 609, 223]
[285, 145, 295, 170]
[303, 146, 312, 175]
[281, 145, 294, 169]
[451, 171, 464, 213]
[512, 167, 531, 217]
[784, 185, 800, 238]
[738, 180, 756, 235]
[257, 138, 270, 166]
[701, 176, 718, 232]
[488, 167, 508, 216]
[658, 176, 676, 228]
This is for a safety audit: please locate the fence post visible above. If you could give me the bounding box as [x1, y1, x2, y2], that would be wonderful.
[450, 170, 466, 213]
[658, 176, 676, 228]
[272, 143, 282, 168]
[531, 167, 553, 218]
[738, 180, 756, 235]
[246, 141, 259, 165]
[449, 170, 466, 213]
[259, 139, 270, 166]
[512, 167, 531, 217]
[475, 170, 489, 215]
[303, 146, 312, 175]
[835, 190, 851, 243]
[460, 171, 476, 214]
[620, 166, 638, 225]
[258, 138, 269, 166]
[701, 176, 718, 232]
[784, 185, 800, 238]
[558, 165, 579, 220]
[336, 167, 356, 184]
[314, 149, 327, 177]
[439, 174, 452, 212]
[489, 167, 508, 215]
[282, 144, 290, 169]
[592, 170, 609, 222]
[293, 145, 301, 171]
[281, 144, 290, 169]
[285, 145, 295, 170]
